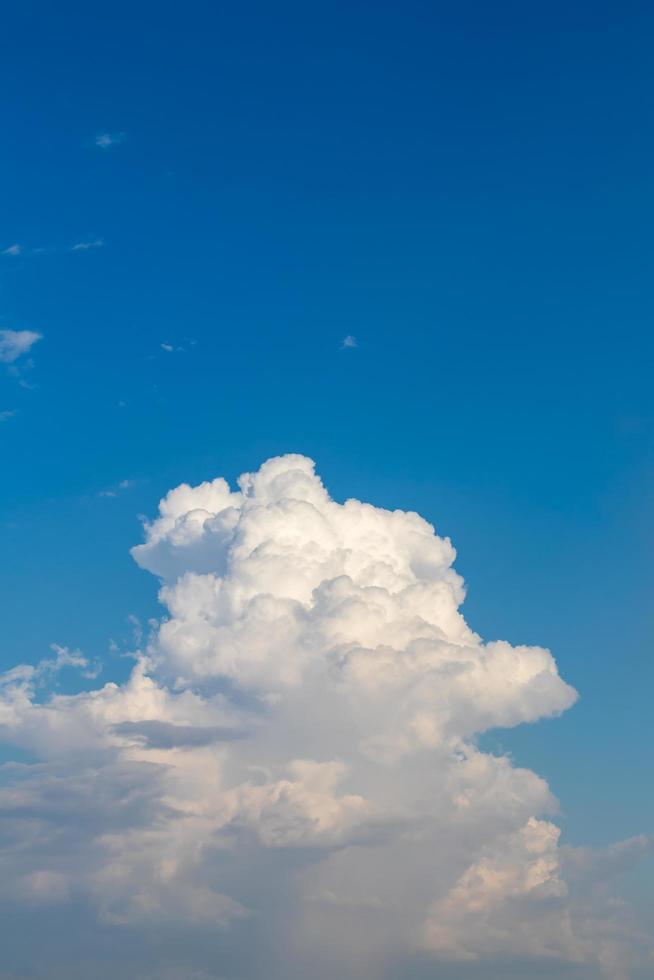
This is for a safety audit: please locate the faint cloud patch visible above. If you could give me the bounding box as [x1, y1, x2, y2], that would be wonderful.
[0, 410, 17, 423]
[161, 340, 194, 353]
[341, 335, 358, 349]
[95, 132, 126, 149]
[98, 478, 137, 499]
[0, 329, 42, 365]
[127, 613, 144, 646]
[0, 644, 102, 691]
[71, 239, 104, 251]
[3, 241, 106, 258]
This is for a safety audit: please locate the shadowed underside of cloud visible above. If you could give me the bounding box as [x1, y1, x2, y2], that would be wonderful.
[111, 720, 247, 748]
[0, 455, 651, 980]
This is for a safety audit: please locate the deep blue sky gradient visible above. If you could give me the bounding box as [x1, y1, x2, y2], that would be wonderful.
[1, 0, 653, 873]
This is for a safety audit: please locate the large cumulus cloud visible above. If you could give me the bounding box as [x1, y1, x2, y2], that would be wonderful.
[0, 455, 651, 979]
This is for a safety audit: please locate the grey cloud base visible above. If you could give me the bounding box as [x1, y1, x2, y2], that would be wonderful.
[0, 455, 651, 979]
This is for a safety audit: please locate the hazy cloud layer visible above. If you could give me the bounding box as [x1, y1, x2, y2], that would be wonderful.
[0, 455, 650, 979]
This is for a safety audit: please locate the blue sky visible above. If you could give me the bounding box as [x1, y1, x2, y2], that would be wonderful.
[1, 2, 653, 974]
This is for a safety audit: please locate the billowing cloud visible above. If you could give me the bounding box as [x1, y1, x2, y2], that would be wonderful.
[0, 329, 42, 364]
[0, 455, 650, 979]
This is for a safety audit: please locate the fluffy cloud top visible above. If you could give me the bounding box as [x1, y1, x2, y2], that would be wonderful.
[0, 455, 650, 979]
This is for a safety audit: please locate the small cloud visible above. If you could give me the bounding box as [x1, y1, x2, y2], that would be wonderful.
[340, 335, 358, 349]
[0, 329, 42, 365]
[71, 239, 104, 251]
[98, 478, 136, 499]
[0, 409, 18, 422]
[46, 644, 102, 681]
[95, 132, 125, 149]
[160, 340, 194, 354]
[3, 644, 100, 690]
[127, 613, 143, 646]
[2, 242, 104, 257]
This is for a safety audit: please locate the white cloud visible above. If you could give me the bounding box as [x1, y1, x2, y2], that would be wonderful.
[0, 329, 42, 364]
[160, 342, 189, 353]
[0, 455, 650, 979]
[341, 334, 358, 348]
[71, 239, 104, 251]
[98, 478, 136, 499]
[1, 241, 105, 257]
[95, 132, 125, 148]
